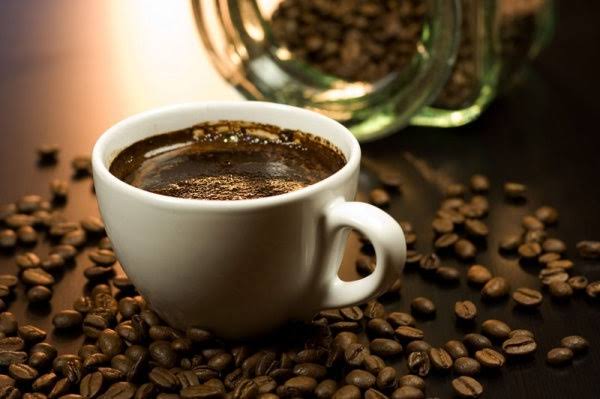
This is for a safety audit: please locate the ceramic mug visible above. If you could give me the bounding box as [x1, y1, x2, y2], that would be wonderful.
[92, 101, 406, 339]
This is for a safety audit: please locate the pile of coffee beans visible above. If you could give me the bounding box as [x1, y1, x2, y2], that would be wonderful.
[0, 148, 597, 399]
[271, 0, 426, 83]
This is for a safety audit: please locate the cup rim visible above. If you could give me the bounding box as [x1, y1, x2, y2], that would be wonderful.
[92, 101, 361, 210]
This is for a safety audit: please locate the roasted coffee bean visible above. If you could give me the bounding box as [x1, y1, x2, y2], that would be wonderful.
[428, 347, 453, 371]
[466, 265, 492, 285]
[253, 375, 277, 394]
[542, 238, 567, 254]
[463, 334, 492, 352]
[61, 229, 87, 247]
[397, 374, 425, 391]
[0, 386, 20, 399]
[186, 327, 212, 343]
[53, 310, 83, 330]
[568, 275, 589, 291]
[453, 357, 480, 376]
[329, 321, 360, 333]
[89, 250, 116, 266]
[549, 281, 573, 298]
[512, 287, 543, 307]
[17, 226, 38, 245]
[369, 339, 402, 357]
[481, 277, 510, 299]
[405, 251, 422, 266]
[149, 367, 179, 390]
[576, 240, 600, 259]
[99, 382, 136, 399]
[509, 329, 535, 339]
[391, 386, 424, 399]
[533, 205, 558, 225]
[110, 354, 131, 375]
[386, 313, 415, 327]
[406, 352, 429, 377]
[410, 297, 435, 317]
[404, 233, 417, 248]
[149, 341, 177, 369]
[469, 174, 489, 193]
[560, 336, 588, 354]
[434, 233, 459, 251]
[405, 341, 431, 355]
[344, 343, 369, 367]
[546, 347, 573, 366]
[98, 368, 124, 382]
[5, 214, 35, 229]
[548, 259, 574, 270]
[369, 189, 390, 207]
[435, 266, 460, 282]
[538, 252, 561, 266]
[83, 352, 110, 369]
[418, 254, 440, 272]
[363, 301, 385, 319]
[345, 369, 375, 389]
[481, 320, 511, 340]
[22, 268, 55, 286]
[8, 363, 38, 381]
[98, 329, 123, 358]
[587, 281, 600, 298]
[292, 363, 326, 380]
[525, 230, 546, 244]
[444, 183, 466, 198]
[431, 218, 453, 235]
[364, 389, 388, 399]
[518, 242, 542, 259]
[395, 327, 424, 341]
[454, 239, 477, 260]
[504, 182, 526, 200]
[32, 372, 57, 391]
[134, 383, 156, 399]
[539, 268, 569, 285]
[499, 235, 522, 252]
[84, 266, 115, 280]
[340, 306, 363, 321]
[72, 156, 92, 176]
[367, 318, 394, 337]
[80, 371, 103, 398]
[363, 355, 386, 375]
[454, 300, 477, 321]
[283, 376, 317, 396]
[37, 144, 60, 164]
[41, 254, 65, 272]
[331, 385, 360, 399]
[29, 343, 57, 368]
[0, 338, 24, 354]
[0, 230, 17, 249]
[0, 286, 9, 300]
[73, 297, 93, 314]
[0, 351, 27, 367]
[465, 219, 488, 238]
[180, 384, 223, 399]
[443, 340, 468, 360]
[376, 367, 396, 391]
[0, 277, 16, 291]
[0, 313, 17, 335]
[49, 222, 80, 238]
[474, 348, 505, 368]
[81, 217, 105, 235]
[171, 338, 192, 354]
[452, 376, 483, 398]
[50, 245, 77, 261]
[502, 335, 537, 356]
[49, 179, 69, 201]
[118, 298, 141, 320]
[378, 172, 402, 192]
[521, 215, 544, 231]
[16, 252, 41, 269]
[18, 325, 46, 343]
[16, 195, 43, 213]
[295, 348, 326, 364]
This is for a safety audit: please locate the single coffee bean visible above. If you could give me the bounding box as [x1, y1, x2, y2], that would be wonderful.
[504, 182, 526, 200]
[454, 300, 477, 321]
[293, 363, 326, 380]
[0, 230, 17, 249]
[463, 334, 492, 352]
[521, 215, 544, 231]
[435, 266, 460, 282]
[467, 265, 492, 285]
[376, 366, 397, 391]
[0, 313, 18, 335]
[365, 388, 389, 399]
[502, 335, 537, 356]
[0, 338, 24, 353]
[149, 367, 179, 390]
[481, 277, 510, 299]
[135, 383, 156, 399]
[534, 206, 558, 225]
[363, 300, 385, 319]
[50, 245, 77, 261]
[344, 343, 369, 367]
[518, 242, 542, 259]
[0, 386, 20, 399]
[367, 319, 394, 337]
[444, 183, 466, 198]
[406, 352, 429, 377]
[345, 369, 375, 389]
[576, 240, 600, 259]
[370, 189, 390, 207]
[53, 310, 83, 330]
[49, 377, 71, 399]
[437, 208, 465, 224]
[186, 327, 212, 343]
[410, 297, 435, 317]
[539, 252, 561, 266]
[98, 382, 136, 399]
[395, 327, 425, 341]
[560, 336, 589, 354]
[49, 222, 80, 238]
[397, 375, 425, 391]
[5, 214, 35, 229]
[428, 347, 453, 370]
[361, 355, 385, 376]
[0, 351, 27, 367]
[180, 384, 223, 399]
[378, 172, 402, 192]
[418, 254, 440, 272]
[369, 339, 402, 357]
[340, 306, 363, 321]
[32, 372, 57, 391]
[586, 281, 600, 298]
[405, 341, 431, 355]
[499, 235, 523, 252]
[434, 233, 459, 251]
[549, 281, 573, 298]
[295, 348, 326, 364]
[253, 375, 277, 394]
[89, 250, 117, 266]
[72, 156, 92, 176]
[16, 195, 43, 213]
[386, 312, 415, 327]
[567, 275, 589, 291]
[509, 329, 535, 338]
[283, 376, 317, 396]
[41, 254, 66, 272]
[61, 229, 87, 247]
[391, 386, 424, 399]
[465, 219, 488, 238]
[474, 348, 505, 368]
[548, 259, 574, 270]
[330, 321, 360, 333]
[9, 363, 38, 381]
[452, 376, 483, 398]
[431, 218, 454, 235]
[444, 340, 469, 360]
[0, 277, 16, 291]
[453, 357, 480, 376]
[98, 329, 123, 358]
[21, 268, 55, 286]
[481, 320, 511, 340]
[149, 341, 177, 369]
[542, 238, 567, 254]
[454, 239, 477, 260]
[83, 353, 110, 369]
[546, 347, 573, 366]
[16, 252, 41, 269]
[81, 217, 106, 235]
[539, 268, 569, 285]
[331, 384, 360, 399]
[470, 174, 490, 193]
[18, 325, 46, 343]
[80, 371, 103, 398]
[49, 179, 69, 201]
[512, 287, 543, 307]
[17, 226, 38, 245]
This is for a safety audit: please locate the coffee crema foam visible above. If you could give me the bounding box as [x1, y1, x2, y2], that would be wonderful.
[109, 121, 346, 201]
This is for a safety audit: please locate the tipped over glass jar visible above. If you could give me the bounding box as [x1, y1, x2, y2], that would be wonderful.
[193, 0, 554, 141]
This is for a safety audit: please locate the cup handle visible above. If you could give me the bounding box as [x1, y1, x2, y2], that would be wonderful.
[318, 200, 406, 309]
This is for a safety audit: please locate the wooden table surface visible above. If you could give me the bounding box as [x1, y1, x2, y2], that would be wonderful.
[1, 1, 599, 398]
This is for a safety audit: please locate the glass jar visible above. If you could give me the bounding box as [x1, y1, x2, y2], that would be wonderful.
[193, 0, 553, 139]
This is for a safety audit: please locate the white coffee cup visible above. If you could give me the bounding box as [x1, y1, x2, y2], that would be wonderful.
[92, 101, 406, 339]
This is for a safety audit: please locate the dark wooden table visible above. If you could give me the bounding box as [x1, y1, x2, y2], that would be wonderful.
[1, 1, 599, 398]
